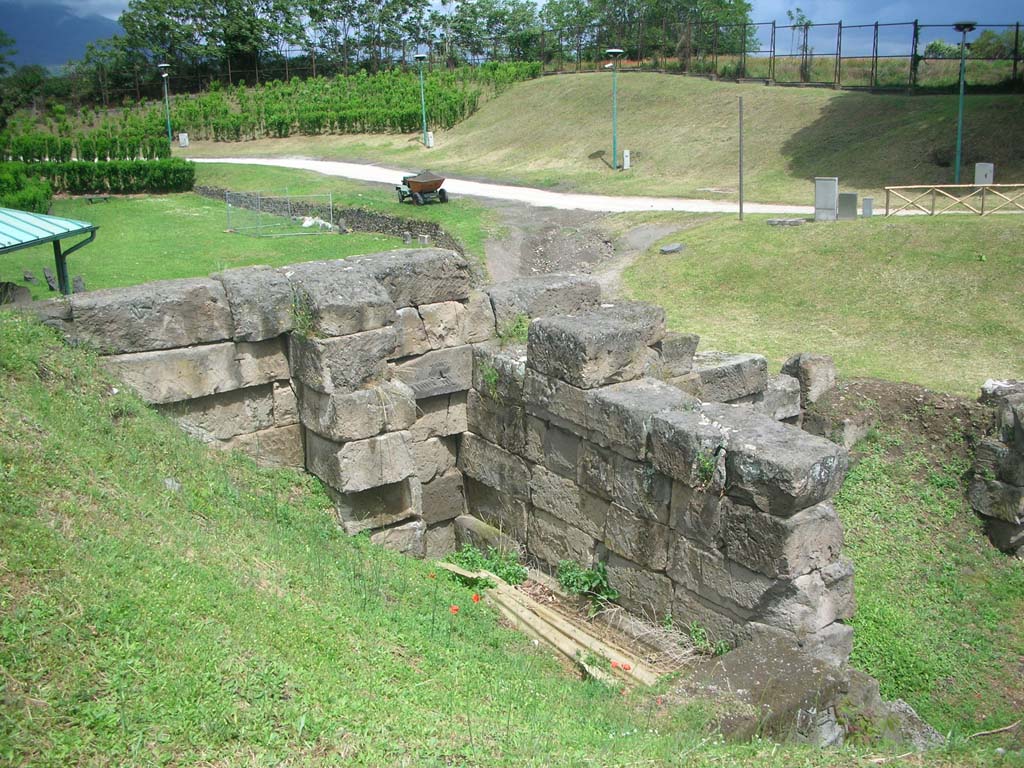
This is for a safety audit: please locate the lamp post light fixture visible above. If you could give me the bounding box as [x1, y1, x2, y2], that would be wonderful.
[605, 48, 624, 170]
[157, 62, 172, 144]
[414, 53, 429, 147]
[953, 21, 976, 184]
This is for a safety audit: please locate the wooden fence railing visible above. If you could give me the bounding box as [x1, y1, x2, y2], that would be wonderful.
[885, 184, 1024, 216]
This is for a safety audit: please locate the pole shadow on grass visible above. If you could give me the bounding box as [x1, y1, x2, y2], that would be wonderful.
[588, 149, 613, 170]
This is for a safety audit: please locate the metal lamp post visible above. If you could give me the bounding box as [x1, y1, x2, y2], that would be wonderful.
[953, 21, 976, 183]
[606, 48, 624, 170]
[414, 53, 428, 147]
[157, 63, 172, 144]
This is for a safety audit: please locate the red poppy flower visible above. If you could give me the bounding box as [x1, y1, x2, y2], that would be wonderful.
[610, 660, 620, 669]
[450, 605, 459, 615]
[657, 696, 664, 706]
[428, 573, 436, 579]
[472, 594, 480, 603]
[622, 663, 632, 672]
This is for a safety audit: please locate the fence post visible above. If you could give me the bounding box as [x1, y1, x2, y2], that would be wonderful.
[686, 19, 692, 72]
[909, 20, 920, 90]
[769, 21, 776, 81]
[713, 25, 719, 75]
[1014, 22, 1020, 81]
[835, 21, 843, 87]
[741, 23, 747, 76]
[871, 22, 879, 87]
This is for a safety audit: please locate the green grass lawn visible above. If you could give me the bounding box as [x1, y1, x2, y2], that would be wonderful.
[624, 214, 1024, 396]
[178, 73, 1024, 205]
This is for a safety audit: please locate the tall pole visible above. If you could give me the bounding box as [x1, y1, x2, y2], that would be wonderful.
[738, 96, 744, 221]
[953, 22, 976, 184]
[415, 54, 428, 147]
[158, 64, 172, 144]
[606, 48, 623, 170]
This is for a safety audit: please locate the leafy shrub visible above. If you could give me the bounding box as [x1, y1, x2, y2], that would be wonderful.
[446, 544, 528, 585]
[5, 159, 194, 195]
[0, 165, 52, 212]
[557, 560, 619, 609]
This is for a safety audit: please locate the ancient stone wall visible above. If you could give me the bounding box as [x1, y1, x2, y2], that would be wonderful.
[35, 249, 855, 662]
[971, 381, 1024, 556]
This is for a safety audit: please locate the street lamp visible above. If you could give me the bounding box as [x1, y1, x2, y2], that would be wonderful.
[414, 53, 428, 148]
[157, 62, 172, 145]
[606, 48, 624, 170]
[953, 21, 976, 184]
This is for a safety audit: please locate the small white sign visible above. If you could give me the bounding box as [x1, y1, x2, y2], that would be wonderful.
[622, 149, 631, 170]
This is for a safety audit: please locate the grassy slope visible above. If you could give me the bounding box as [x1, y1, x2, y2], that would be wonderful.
[623, 214, 1024, 396]
[178, 73, 1024, 205]
[3, 166, 494, 297]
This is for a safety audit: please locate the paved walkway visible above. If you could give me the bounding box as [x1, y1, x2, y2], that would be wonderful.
[193, 157, 814, 215]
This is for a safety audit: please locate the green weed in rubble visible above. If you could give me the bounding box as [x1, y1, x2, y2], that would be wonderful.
[497, 313, 530, 346]
[446, 543, 528, 586]
[557, 560, 619, 612]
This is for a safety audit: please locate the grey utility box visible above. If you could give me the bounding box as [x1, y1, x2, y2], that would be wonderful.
[178, 132, 189, 148]
[815, 177, 839, 221]
[622, 149, 631, 170]
[837, 192, 858, 221]
[862, 197, 874, 218]
[975, 163, 994, 185]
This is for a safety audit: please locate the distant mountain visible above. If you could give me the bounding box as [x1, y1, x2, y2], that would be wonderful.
[1, 2, 122, 69]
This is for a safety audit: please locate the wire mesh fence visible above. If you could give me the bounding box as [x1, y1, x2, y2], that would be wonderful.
[225, 191, 335, 238]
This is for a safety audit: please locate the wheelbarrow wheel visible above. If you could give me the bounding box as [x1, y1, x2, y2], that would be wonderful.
[438, 189, 449, 203]
[397, 189, 404, 203]
[412, 192, 425, 206]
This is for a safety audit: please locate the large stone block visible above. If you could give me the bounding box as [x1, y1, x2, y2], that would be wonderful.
[463, 477, 529, 543]
[723, 501, 843, 579]
[975, 438, 1024, 488]
[102, 339, 286, 404]
[70, 278, 233, 353]
[522, 369, 588, 433]
[704, 403, 849, 516]
[584, 378, 699, 460]
[649, 408, 729, 487]
[528, 508, 597, 570]
[466, 390, 527, 456]
[348, 248, 471, 307]
[655, 332, 700, 377]
[392, 345, 473, 399]
[281, 260, 395, 337]
[410, 392, 468, 441]
[306, 430, 416, 493]
[527, 309, 656, 389]
[158, 384, 275, 441]
[542, 424, 581, 479]
[594, 300, 666, 345]
[462, 290, 496, 343]
[472, 342, 527, 404]
[731, 374, 802, 422]
[758, 559, 855, 635]
[605, 553, 674, 620]
[214, 265, 294, 341]
[272, 381, 299, 426]
[425, 522, 458, 559]
[454, 514, 521, 556]
[218, 423, 304, 469]
[328, 477, 421, 535]
[968, 477, 1024, 524]
[781, 353, 837, 407]
[669, 481, 727, 549]
[529, 465, 604, 538]
[371, 518, 427, 558]
[994, 393, 1024, 449]
[486, 273, 601, 330]
[666, 539, 775, 614]
[421, 469, 465, 524]
[693, 352, 768, 403]
[392, 307, 431, 358]
[604, 502, 670, 571]
[458, 433, 530, 500]
[419, 301, 466, 349]
[297, 381, 416, 443]
[578, 443, 671, 523]
[984, 518, 1024, 555]
[671, 585, 747, 646]
[413, 437, 458, 483]
[288, 327, 396, 394]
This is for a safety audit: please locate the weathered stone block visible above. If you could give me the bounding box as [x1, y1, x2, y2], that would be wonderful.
[584, 378, 699, 459]
[371, 518, 427, 558]
[542, 424, 581, 480]
[523, 416, 546, 465]
[595, 300, 666, 345]
[219, 423, 304, 469]
[704, 403, 849, 516]
[665, 372, 703, 397]
[528, 508, 597, 570]
[393, 345, 473, 399]
[392, 307, 430, 358]
[995, 394, 1024, 448]
[419, 301, 466, 349]
[968, 476, 1024, 524]
[669, 481, 727, 549]
[578, 443, 671, 523]
[604, 502, 670, 571]
[530, 465, 604, 538]
[655, 332, 700, 377]
[272, 381, 299, 426]
[421, 469, 465, 524]
[410, 392, 468, 441]
[102, 339, 286, 405]
[158, 384, 275, 441]
[463, 477, 529, 542]
[70, 278, 233, 353]
[288, 327, 395, 394]
[466, 390, 526, 455]
[693, 352, 768, 402]
[984, 517, 1024, 555]
[458, 433, 530, 500]
[214, 265, 294, 341]
[649, 408, 729, 487]
[297, 380, 416, 443]
[486, 273, 601, 330]
[723, 501, 843, 579]
[672, 585, 747, 646]
[413, 437, 458, 483]
[522, 369, 588, 433]
[605, 553, 674, 619]
[425, 522, 458, 559]
[527, 310, 654, 389]
[32, 297, 72, 334]
[667, 539, 775, 614]
[976, 438, 1024, 488]
[759, 559, 855, 635]
[306, 430, 415, 493]
[328, 477, 421, 534]
[349, 248, 471, 307]
[980, 379, 1024, 405]
[472, 342, 527, 404]
[462, 290, 496, 343]
[781, 353, 837, 407]
[731, 374, 802, 422]
[282, 260, 395, 337]
[454, 513, 521, 556]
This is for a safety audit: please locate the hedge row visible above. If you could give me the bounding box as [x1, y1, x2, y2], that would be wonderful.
[5, 159, 195, 195]
[0, 165, 53, 213]
[0, 131, 171, 163]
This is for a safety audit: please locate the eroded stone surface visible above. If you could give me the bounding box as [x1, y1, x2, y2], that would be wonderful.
[215, 265, 294, 341]
[486, 273, 600, 330]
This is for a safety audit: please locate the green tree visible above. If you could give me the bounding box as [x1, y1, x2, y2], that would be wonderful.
[0, 29, 15, 76]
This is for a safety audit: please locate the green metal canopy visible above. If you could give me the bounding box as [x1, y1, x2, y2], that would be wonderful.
[0, 207, 98, 295]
